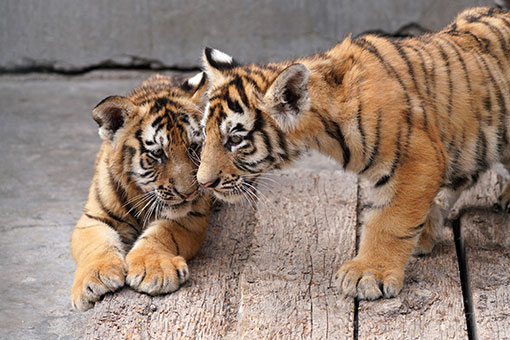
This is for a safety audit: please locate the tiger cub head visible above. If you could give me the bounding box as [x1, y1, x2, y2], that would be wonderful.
[197, 48, 310, 202]
[93, 72, 208, 219]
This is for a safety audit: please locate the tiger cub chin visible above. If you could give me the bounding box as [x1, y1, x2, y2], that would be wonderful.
[71, 73, 211, 311]
[197, 6, 510, 300]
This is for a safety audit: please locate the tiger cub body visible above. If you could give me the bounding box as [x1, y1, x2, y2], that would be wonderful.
[197, 7, 510, 300]
[71, 73, 210, 311]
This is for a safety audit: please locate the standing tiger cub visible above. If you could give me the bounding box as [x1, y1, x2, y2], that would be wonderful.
[197, 7, 510, 300]
[71, 73, 211, 311]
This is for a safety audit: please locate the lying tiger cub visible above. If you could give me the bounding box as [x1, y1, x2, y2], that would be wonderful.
[71, 73, 210, 311]
[197, 7, 510, 300]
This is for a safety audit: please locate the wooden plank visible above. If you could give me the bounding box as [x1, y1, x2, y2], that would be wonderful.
[85, 202, 257, 340]
[84, 169, 358, 339]
[356, 181, 468, 339]
[236, 169, 358, 339]
[459, 170, 510, 340]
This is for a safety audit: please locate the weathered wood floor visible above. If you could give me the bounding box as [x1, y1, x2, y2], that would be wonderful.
[84, 169, 510, 340]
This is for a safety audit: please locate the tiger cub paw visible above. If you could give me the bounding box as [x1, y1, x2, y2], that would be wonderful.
[71, 253, 127, 311]
[413, 223, 437, 256]
[496, 189, 510, 213]
[125, 248, 189, 296]
[335, 259, 404, 300]
[413, 233, 436, 256]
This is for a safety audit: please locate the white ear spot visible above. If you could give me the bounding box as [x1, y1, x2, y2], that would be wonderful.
[188, 72, 204, 87]
[211, 49, 233, 64]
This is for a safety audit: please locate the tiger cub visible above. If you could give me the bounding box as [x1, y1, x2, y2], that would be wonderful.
[196, 7, 510, 300]
[71, 73, 210, 311]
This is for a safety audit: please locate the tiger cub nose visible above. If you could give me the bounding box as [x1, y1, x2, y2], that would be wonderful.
[199, 177, 221, 188]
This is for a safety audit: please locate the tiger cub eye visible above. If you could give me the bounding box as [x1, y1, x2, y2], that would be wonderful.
[229, 135, 242, 145]
[151, 148, 164, 158]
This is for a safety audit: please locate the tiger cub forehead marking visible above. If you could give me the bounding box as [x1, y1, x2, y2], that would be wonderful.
[220, 108, 252, 134]
[141, 97, 203, 147]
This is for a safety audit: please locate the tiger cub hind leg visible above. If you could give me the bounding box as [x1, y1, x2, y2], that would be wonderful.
[126, 219, 205, 295]
[498, 182, 510, 213]
[413, 189, 462, 256]
[497, 161, 510, 213]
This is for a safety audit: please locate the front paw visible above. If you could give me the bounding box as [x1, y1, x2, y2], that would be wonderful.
[335, 258, 404, 300]
[71, 253, 127, 311]
[125, 248, 189, 295]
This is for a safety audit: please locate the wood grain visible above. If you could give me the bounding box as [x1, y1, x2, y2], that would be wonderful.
[236, 170, 358, 339]
[459, 170, 510, 340]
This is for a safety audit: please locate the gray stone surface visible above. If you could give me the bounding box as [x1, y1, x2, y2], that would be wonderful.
[1, 0, 492, 72]
[0, 71, 337, 339]
[0, 72, 145, 340]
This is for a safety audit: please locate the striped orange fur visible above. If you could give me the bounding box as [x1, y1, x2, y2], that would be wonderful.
[71, 73, 211, 310]
[197, 7, 510, 300]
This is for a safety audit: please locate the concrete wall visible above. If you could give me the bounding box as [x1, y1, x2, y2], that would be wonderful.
[0, 0, 493, 72]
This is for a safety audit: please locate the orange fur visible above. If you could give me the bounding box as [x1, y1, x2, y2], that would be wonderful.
[71, 73, 211, 310]
[198, 7, 510, 300]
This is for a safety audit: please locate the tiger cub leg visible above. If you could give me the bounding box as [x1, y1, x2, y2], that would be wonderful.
[126, 217, 208, 295]
[71, 215, 127, 311]
[337, 145, 443, 300]
[413, 189, 461, 256]
[497, 159, 510, 213]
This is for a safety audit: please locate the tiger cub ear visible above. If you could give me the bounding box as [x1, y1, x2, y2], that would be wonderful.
[202, 47, 238, 83]
[92, 96, 136, 142]
[262, 63, 310, 131]
[180, 72, 209, 106]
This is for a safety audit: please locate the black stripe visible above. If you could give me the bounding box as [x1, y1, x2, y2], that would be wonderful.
[276, 129, 290, 161]
[375, 125, 402, 188]
[360, 110, 382, 174]
[227, 96, 243, 114]
[232, 76, 251, 107]
[484, 95, 493, 126]
[94, 179, 140, 234]
[356, 99, 367, 160]
[449, 131, 464, 178]
[318, 113, 350, 169]
[237, 152, 276, 173]
[407, 45, 431, 98]
[84, 213, 116, 230]
[106, 166, 141, 226]
[475, 128, 488, 171]
[389, 40, 431, 137]
[476, 19, 509, 53]
[174, 220, 193, 233]
[189, 210, 206, 217]
[234, 160, 261, 174]
[461, 30, 491, 54]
